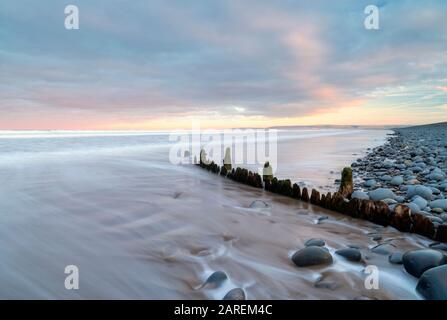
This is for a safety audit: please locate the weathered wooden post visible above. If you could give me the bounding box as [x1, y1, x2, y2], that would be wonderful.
[223, 147, 232, 170]
[292, 183, 301, 199]
[310, 189, 321, 205]
[262, 161, 273, 182]
[281, 179, 293, 197]
[200, 149, 207, 166]
[339, 167, 353, 198]
[301, 187, 309, 202]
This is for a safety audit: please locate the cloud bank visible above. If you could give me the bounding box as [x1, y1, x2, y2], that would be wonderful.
[1, 0, 446, 129]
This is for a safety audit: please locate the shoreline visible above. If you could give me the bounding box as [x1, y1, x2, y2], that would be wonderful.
[195, 123, 447, 300]
[351, 123, 447, 241]
[197, 125, 447, 244]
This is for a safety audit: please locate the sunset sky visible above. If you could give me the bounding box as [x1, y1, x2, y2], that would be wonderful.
[1, 0, 447, 130]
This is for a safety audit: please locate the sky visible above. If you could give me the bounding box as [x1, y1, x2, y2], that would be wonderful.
[1, 0, 447, 130]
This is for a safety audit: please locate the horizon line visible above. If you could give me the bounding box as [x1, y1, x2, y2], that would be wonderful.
[0, 123, 430, 132]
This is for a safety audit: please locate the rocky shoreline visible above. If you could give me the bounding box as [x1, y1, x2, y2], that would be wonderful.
[197, 125, 447, 244]
[195, 123, 447, 300]
[351, 123, 447, 241]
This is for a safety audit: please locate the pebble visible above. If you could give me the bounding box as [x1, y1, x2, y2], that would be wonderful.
[335, 248, 362, 262]
[406, 179, 420, 185]
[402, 249, 447, 278]
[406, 202, 421, 214]
[427, 172, 446, 181]
[429, 216, 444, 224]
[292, 247, 333, 267]
[383, 160, 394, 168]
[388, 252, 403, 264]
[203, 271, 228, 288]
[364, 179, 377, 188]
[429, 243, 447, 251]
[371, 245, 391, 255]
[223, 288, 246, 300]
[416, 265, 447, 300]
[351, 190, 369, 200]
[411, 166, 423, 173]
[382, 198, 397, 205]
[412, 196, 428, 210]
[390, 176, 404, 186]
[429, 199, 447, 210]
[407, 185, 433, 201]
[304, 238, 326, 247]
[368, 188, 396, 201]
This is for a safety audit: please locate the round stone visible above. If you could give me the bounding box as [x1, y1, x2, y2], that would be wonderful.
[412, 196, 428, 210]
[382, 198, 397, 205]
[406, 202, 421, 214]
[390, 176, 404, 186]
[223, 288, 246, 300]
[371, 245, 391, 255]
[430, 216, 444, 224]
[368, 188, 396, 201]
[204, 271, 228, 288]
[389, 252, 403, 264]
[429, 243, 447, 251]
[429, 199, 447, 210]
[427, 172, 446, 181]
[304, 238, 326, 247]
[351, 190, 369, 200]
[335, 248, 362, 262]
[364, 179, 377, 188]
[402, 249, 447, 278]
[292, 247, 333, 267]
[416, 265, 447, 300]
[411, 166, 423, 173]
[407, 185, 433, 200]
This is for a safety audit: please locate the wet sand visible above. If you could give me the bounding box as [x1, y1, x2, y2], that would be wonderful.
[0, 129, 428, 299]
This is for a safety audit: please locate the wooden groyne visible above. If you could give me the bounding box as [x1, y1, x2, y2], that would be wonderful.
[196, 151, 447, 243]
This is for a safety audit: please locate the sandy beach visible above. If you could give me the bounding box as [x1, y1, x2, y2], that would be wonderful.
[0, 127, 436, 300]
[2, 0, 447, 308]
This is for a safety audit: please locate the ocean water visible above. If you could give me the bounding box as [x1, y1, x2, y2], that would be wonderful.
[0, 129, 429, 299]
